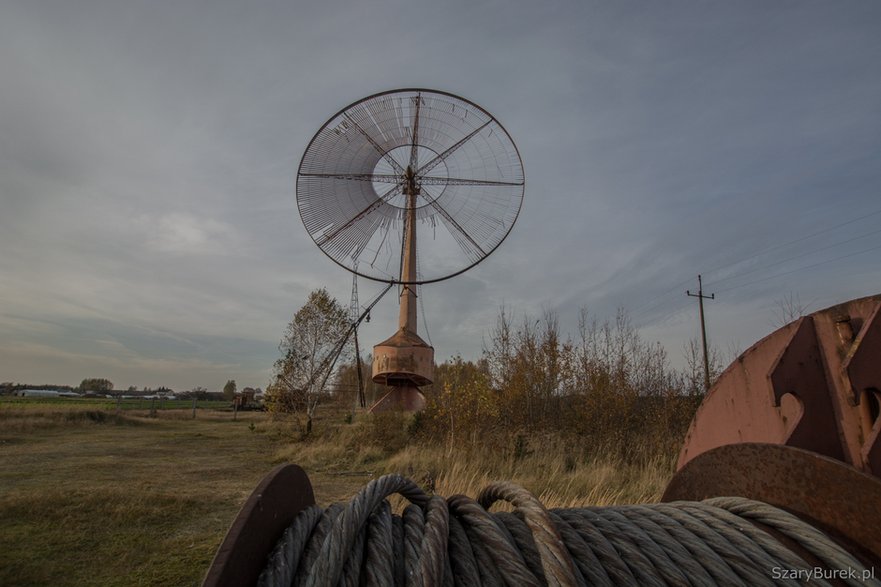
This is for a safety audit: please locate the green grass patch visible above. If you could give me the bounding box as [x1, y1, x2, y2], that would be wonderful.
[0, 404, 279, 586]
[1, 489, 220, 587]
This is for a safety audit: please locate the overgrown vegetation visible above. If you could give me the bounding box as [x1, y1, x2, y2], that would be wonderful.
[415, 307, 704, 466]
[2, 302, 714, 585]
[274, 304, 711, 506]
[269, 295, 709, 464]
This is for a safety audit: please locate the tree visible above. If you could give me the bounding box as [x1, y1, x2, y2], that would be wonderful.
[223, 379, 237, 401]
[334, 358, 376, 411]
[268, 288, 351, 435]
[771, 292, 810, 327]
[191, 386, 209, 401]
[79, 378, 113, 392]
[682, 336, 722, 395]
[426, 356, 498, 453]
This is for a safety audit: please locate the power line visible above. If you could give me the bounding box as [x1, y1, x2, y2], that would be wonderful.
[633, 298, 690, 324]
[629, 205, 881, 322]
[634, 298, 693, 329]
[701, 205, 881, 280]
[640, 241, 880, 329]
[630, 276, 696, 318]
[716, 242, 881, 294]
[707, 227, 881, 288]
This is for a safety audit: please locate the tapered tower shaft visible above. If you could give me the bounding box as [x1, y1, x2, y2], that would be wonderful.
[398, 167, 418, 333]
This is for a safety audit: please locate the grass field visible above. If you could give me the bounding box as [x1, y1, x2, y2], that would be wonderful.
[0, 399, 374, 587]
[1, 397, 677, 586]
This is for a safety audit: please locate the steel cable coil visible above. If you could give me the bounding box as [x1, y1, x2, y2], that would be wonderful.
[257, 474, 879, 587]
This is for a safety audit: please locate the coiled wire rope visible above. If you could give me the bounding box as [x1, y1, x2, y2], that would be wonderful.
[257, 474, 879, 587]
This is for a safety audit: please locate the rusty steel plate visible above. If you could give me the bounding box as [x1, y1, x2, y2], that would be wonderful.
[663, 443, 881, 561]
[203, 464, 315, 587]
[677, 293, 881, 477]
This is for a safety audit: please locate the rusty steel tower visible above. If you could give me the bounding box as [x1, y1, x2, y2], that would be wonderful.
[370, 165, 434, 411]
[296, 89, 524, 411]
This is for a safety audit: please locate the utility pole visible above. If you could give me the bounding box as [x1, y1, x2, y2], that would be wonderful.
[687, 274, 715, 392]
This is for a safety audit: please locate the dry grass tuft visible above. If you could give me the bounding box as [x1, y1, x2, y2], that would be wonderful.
[0, 407, 148, 433]
[382, 441, 673, 509]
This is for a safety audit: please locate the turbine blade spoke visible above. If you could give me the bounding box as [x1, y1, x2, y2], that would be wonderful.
[416, 120, 491, 176]
[343, 112, 405, 175]
[316, 182, 402, 247]
[418, 176, 524, 187]
[421, 193, 486, 258]
[409, 92, 421, 170]
[300, 172, 401, 184]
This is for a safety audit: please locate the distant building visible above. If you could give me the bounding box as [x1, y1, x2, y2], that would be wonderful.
[15, 389, 81, 398]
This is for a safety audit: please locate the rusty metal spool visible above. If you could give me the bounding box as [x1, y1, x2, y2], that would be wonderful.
[664, 442, 881, 570]
[662, 292, 881, 577]
[204, 465, 315, 587]
[678, 293, 881, 476]
[205, 294, 881, 585]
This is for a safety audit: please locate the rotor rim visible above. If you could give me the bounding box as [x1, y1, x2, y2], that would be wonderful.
[296, 88, 525, 285]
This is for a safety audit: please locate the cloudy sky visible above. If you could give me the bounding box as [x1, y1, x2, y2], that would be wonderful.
[2, 0, 879, 391]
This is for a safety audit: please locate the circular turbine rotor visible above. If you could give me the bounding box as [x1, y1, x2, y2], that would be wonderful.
[297, 88, 524, 284]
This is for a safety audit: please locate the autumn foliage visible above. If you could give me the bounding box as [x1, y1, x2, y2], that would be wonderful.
[415, 307, 702, 464]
